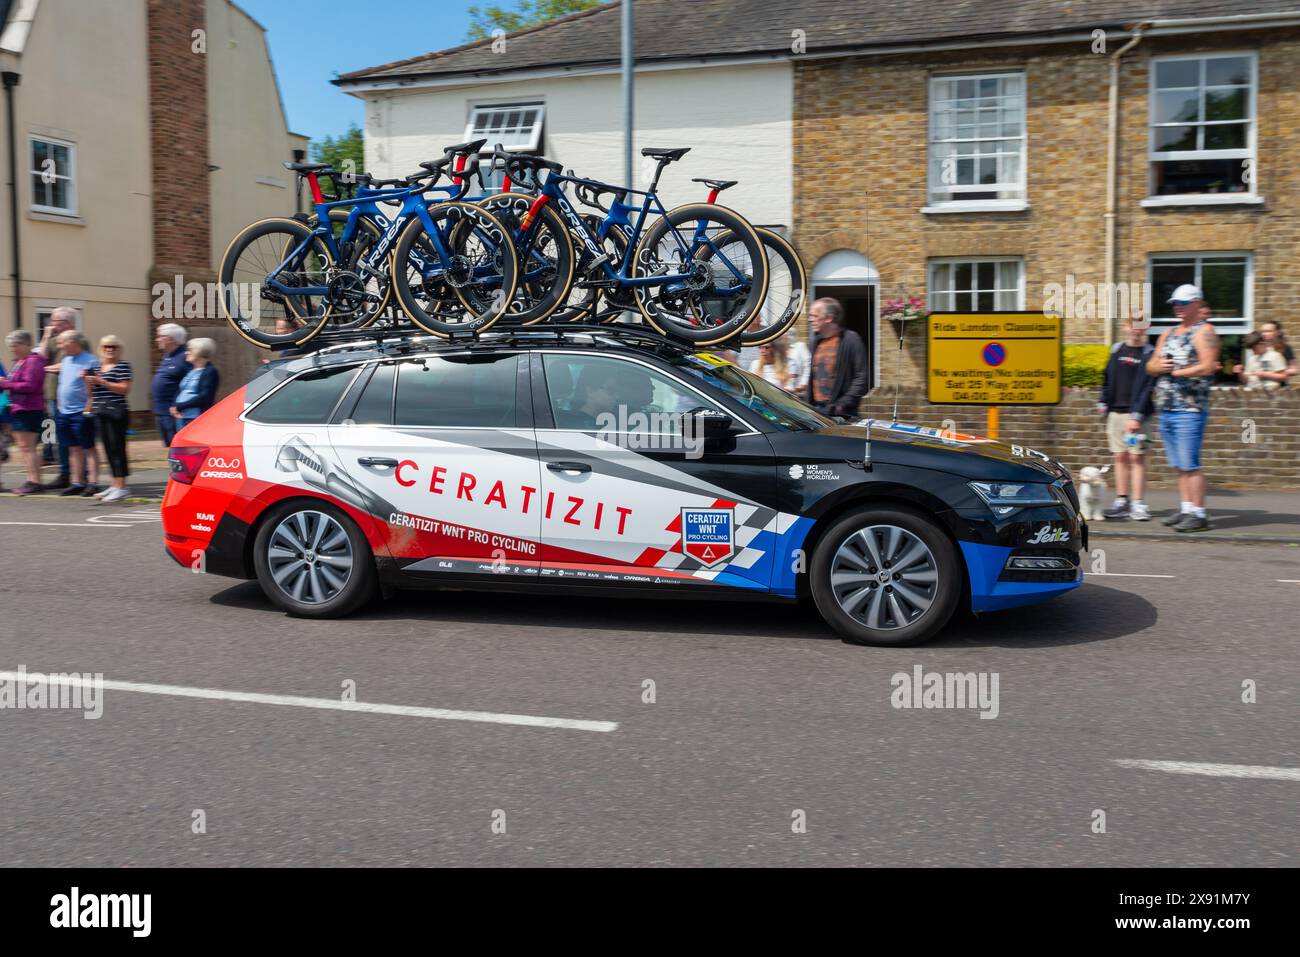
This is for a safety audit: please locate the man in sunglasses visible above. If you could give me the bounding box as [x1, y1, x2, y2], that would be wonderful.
[1147, 284, 1219, 532]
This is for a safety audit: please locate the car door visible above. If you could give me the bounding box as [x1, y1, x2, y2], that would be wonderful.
[532, 350, 779, 592]
[328, 351, 542, 579]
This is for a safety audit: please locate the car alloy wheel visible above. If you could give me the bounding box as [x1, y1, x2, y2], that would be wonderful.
[267, 510, 354, 605]
[829, 524, 939, 631]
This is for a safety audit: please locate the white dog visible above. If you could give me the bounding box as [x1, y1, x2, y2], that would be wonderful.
[1076, 465, 1111, 521]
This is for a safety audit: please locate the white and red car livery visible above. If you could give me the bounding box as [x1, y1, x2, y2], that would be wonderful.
[162, 328, 1085, 646]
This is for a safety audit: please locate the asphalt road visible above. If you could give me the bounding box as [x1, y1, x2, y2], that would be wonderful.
[1, 494, 1296, 867]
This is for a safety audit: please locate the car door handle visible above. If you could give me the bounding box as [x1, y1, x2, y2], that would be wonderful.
[546, 461, 591, 475]
[357, 456, 400, 469]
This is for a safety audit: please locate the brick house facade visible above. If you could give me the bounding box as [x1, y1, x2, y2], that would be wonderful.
[792, 25, 1300, 392]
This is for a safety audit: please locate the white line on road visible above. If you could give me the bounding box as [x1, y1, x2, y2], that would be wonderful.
[0, 670, 617, 733]
[0, 521, 130, 527]
[1085, 572, 1177, 579]
[1278, 580, 1300, 584]
[1115, 759, 1300, 781]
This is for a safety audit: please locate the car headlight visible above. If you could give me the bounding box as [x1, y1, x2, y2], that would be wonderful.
[968, 480, 1061, 516]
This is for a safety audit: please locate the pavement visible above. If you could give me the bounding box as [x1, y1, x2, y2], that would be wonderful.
[0, 493, 1296, 866]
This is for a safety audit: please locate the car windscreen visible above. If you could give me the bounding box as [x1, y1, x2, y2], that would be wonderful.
[671, 354, 834, 432]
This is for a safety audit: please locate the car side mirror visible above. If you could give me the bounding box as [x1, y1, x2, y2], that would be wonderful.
[688, 408, 739, 443]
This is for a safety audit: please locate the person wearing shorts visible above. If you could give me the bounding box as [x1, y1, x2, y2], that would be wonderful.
[54, 330, 100, 496]
[1098, 318, 1155, 520]
[0, 329, 49, 494]
[1148, 284, 1219, 533]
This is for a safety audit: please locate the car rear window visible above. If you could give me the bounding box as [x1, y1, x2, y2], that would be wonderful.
[348, 362, 396, 425]
[246, 365, 359, 424]
[394, 354, 518, 428]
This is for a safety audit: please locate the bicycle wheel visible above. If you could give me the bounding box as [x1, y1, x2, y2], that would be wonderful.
[553, 215, 632, 324]
[697, 227, 807, 346]
[390, 201, 518, 337]
[630, 204, 768, 345]
[219, 218, 334, 349]
[315, 209, 392, 330]
[460, 193, 575, 325]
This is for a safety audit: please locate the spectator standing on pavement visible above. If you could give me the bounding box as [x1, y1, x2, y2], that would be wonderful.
[37, 307, 76, 487]
[1099, 318, 1155, 521]
[55, 331, 101, 497]
[1236, 332, 1285, 391]
[1148, 284, 1219, 532]
[86, 334, 133, 504]
[806, 298, 868, 418]
[750, 337, 811, 392]
[171, 338, 220, 425]
[1240, 321, 1295, 388]
[0, 330, 48, 495]
[151, 322, 190, 448]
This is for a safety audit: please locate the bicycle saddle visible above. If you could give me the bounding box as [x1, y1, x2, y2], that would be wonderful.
[641, 147, 691, 162]
[284, 161, 332, 173]
[691, 178, 738, 191]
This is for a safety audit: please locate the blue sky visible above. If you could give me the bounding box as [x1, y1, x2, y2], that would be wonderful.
[239, 0, 478, 145]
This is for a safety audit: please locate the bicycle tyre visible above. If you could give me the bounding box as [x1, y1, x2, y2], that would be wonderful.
[461, 193, 576, 325]
[390, 201, 518, 337]
[630, 203, 769, 345]
[698, 227, 807, 346]
[219, 217, 334, 350]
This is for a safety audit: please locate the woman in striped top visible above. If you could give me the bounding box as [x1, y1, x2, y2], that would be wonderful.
[84, 334, 133, 503]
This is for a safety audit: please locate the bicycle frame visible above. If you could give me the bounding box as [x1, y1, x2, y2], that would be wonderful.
[265, 172, 494, 300]
[519, 170, 752, 294]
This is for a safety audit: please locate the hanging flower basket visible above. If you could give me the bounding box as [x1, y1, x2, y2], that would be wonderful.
[881, 296, 930, 334]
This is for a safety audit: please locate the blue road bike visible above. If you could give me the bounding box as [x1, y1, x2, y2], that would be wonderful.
[220, 141, 518, 348]
[482, 145, 768, 345]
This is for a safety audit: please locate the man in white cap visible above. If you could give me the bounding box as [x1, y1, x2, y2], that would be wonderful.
[1146, 284, 1219, 532]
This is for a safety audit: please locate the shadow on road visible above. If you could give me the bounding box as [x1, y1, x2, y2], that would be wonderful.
[212, 578, 1154, 649]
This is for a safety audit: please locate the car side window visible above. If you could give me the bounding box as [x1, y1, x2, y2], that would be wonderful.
[542, 354, 722, 432]
[349, 362, 396, 425]
[394, 354, 518, 428]
[246, 366, 359, 424]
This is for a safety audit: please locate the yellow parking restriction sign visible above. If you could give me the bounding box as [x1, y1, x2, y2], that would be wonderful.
[927, 312, 1063, 406]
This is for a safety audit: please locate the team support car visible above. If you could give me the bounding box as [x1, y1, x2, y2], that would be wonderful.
[161, 327, 1086, 646]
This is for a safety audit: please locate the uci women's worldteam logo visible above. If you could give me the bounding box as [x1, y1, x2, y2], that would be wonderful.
[680, 508, 735, 568]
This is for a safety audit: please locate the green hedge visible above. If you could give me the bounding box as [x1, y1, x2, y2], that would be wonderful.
[1063, 344, 1109, 388]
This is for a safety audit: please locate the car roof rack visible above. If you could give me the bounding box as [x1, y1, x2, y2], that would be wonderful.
[284, 320, 745, 362]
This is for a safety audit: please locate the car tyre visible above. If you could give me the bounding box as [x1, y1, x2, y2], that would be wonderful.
[810, 506, 961, 647]
[252, 500, 377, 619]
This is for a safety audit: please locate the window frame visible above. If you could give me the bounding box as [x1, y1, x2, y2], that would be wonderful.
[464, 101, 545, 192]
[925, 71, 1027, 211]
[535, 351, 754, 436]
[1146, 51, 1258, 201]
[1146, 251, 1254, 335]
[242, 364, 365, 425]
[29, 134, 78, 216]
[926, 256, 1026, 312]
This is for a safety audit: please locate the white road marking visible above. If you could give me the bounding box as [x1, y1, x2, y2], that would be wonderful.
[0, 671, 618, 734]
[0, 521, 129, 527]
[1115, 759, 1300, 782]
[1085, 572, 1177, 579]
[1277, 580, 1300, 584]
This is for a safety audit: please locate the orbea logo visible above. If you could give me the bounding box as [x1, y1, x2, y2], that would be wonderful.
[0, 666, 103, 719]
[890, 665, 1000, 719]
[199, 456, 243, 480]
[50, 887, 151, 938]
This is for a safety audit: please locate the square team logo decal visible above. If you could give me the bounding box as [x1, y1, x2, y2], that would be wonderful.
[680, 507, 735, 567]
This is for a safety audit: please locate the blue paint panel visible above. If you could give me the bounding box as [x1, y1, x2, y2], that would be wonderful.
[958, 540, 1082, 613]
